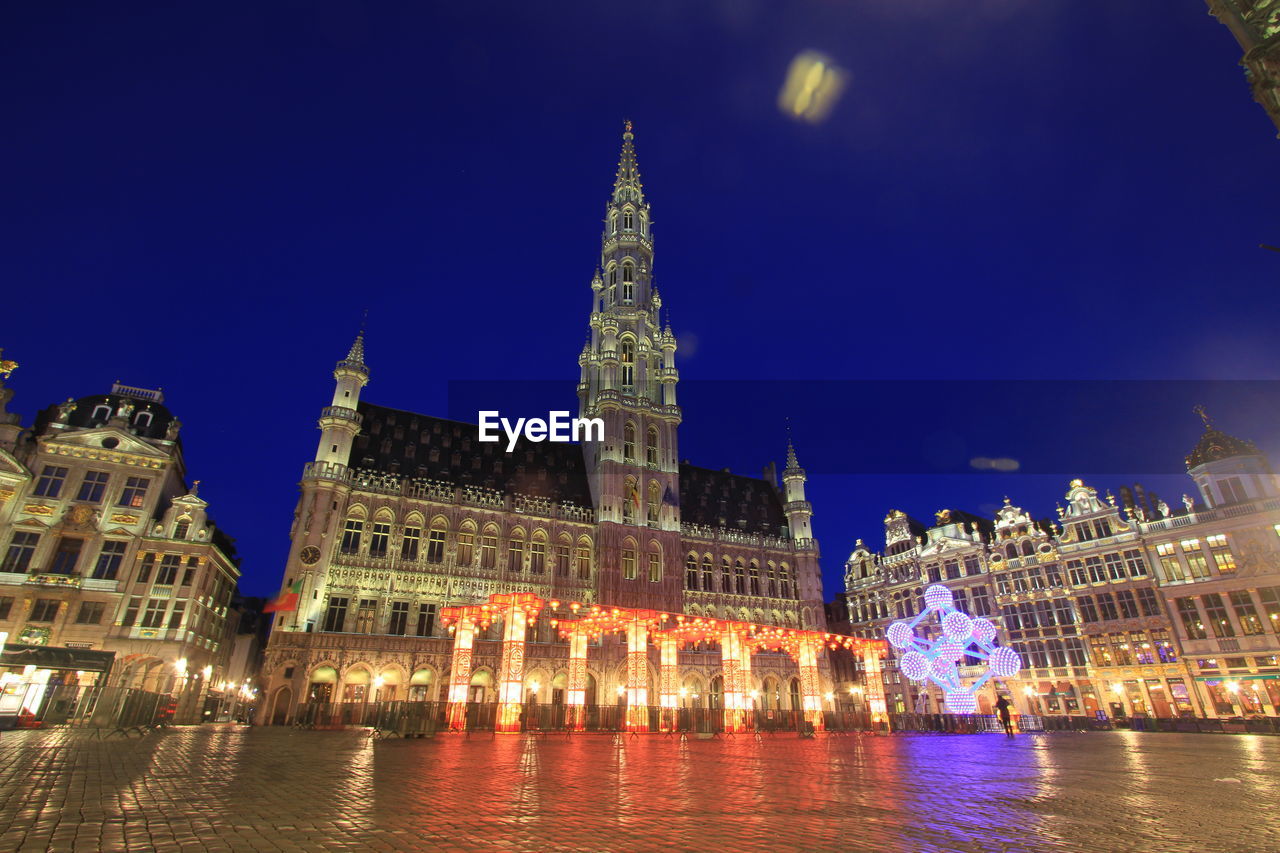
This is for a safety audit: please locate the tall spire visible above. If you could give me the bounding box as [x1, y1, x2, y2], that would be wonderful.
[613, 120, 645, 206]
[339, 328, 368, 376]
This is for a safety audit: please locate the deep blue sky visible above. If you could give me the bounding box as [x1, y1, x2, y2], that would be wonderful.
[4, 2, 1277, 597]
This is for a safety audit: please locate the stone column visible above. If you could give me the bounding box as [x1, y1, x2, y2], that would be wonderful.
[862, 648, 889, 731]
[798, 635, 824, 732]
[658, 635, 679, 732]
[446, 615, 475, 731]
[626, 618, 649, 731]
[496, 603, 529, 733]
[566, 629, 588, 731]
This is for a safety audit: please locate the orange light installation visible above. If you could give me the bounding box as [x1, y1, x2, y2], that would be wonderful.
[658, 635, 679, 731]
[862, 648, 890, 731]
[494, 593, 543, 733]
[798, 635, 824, 732]
[626, 616, 649, 731]
[444, 613, 476, 731]
[566, 628, 588, 731]
[720, 629, 745, 733]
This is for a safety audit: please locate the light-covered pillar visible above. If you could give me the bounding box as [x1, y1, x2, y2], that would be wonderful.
[658, 635, 679, 731]
[496, 602, 529, 733]
[798, 635, 824, 732]
[720, 630, 745, 733]
[739, 636, 754, 730]
[446, 615, 475, 731]
[626, 618, 649, 731]
[862, 648, 889, 731]
[566, 629, 589, 731]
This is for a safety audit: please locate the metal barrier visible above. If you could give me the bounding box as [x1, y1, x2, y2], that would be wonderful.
[0, 684, 173, 736]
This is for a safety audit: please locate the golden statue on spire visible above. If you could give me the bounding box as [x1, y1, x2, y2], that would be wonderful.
[0, 349, 17, 379]
[1193, 404, 1213, 429]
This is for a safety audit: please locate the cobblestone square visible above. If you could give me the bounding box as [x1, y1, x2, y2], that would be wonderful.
[0, 727, 1277, 852]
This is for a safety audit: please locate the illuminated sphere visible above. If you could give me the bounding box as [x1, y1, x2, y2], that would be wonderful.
[970, 618, 998, 644]
[944, 690, 978, 714]
[935, 639, 965, 663]
[899, 650, 929, 681]
[942, 611, 973, 641]
[988, 646, 1023, 678]
[923, 584, 953, 611]
[886, 621, 915, 649]
[930, 656, 958, 682]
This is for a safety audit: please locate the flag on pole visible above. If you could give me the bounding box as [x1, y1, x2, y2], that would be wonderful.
[264, 579, 303, 613]
[662, 484, 679, 507]
[630, 484, 641, 512]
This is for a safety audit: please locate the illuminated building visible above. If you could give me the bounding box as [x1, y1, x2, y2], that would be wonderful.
[839, 412, 1280, 719]
[257, 125, 885, 729]
[1206, 1, 1280, 136]
[0, 369, 241, 721]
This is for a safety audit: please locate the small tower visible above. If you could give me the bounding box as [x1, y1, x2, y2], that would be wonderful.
[1185, 406, 1277, 507]
[0, 349, 22, 452]
[782, 438, 814, 542]
[314, 332, 369, 466]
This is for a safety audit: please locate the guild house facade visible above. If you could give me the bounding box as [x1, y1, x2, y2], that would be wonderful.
[258, 125, 887, 730]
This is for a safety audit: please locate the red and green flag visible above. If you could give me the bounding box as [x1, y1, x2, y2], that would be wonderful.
[264, 579, 303, 613]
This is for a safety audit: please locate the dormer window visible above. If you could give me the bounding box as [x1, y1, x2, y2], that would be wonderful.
[91, 405, 111, 423]
[174, 517, 191, 540]
[134, 411, 153, 430]
[623, 209, 634, 230]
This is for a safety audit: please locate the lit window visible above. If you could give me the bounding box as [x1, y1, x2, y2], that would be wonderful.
[369, 522, 391, 557]
[117, 476, 150, 508]
[1206, 534, 1236, 574]
[648, 552, 661, 582]
[622, 548, 637, 580]
[340, 519, 364, 554]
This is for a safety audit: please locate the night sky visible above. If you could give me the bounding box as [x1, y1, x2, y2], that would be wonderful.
[4, 3, 1277, 598]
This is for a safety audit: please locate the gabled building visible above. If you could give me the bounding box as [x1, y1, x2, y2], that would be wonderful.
[0, 364, 240, 722]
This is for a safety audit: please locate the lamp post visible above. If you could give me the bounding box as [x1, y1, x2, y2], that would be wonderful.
[173, 658, 189, 724]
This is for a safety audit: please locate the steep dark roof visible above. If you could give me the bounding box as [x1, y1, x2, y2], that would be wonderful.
[1185, 426, 1261, 469]
[32, 393, 179, 443]
[350, 403, 593, 506]
[678, 463, 789, 537]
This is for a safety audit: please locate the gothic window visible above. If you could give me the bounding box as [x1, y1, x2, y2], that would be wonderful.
[610, 213, 618, 234]
[734, 560, 746, 595]
[508, 530, 525, 572]
[686, 554, 698, 589]
[646, 427, 658, 465]
[457, 522, 476, 566]
[721, 558, 732, 593]
[749, 561, 760, 596]
[648, 551, 661, 583]
[647, 481, 660, 524]
[530, 531, 547, 574]
[426, 521, 446, 563]
[766, 562, 777, 597]
[369, 521, 391, 557]
[620, 340, 635, 389]
[623, 423, 636, 460]
[622, 476, 637, 524]
[623, 209, 634, 230]
[340, 518, 364, 554]
[701, 555, 712, 591]
[621, 263, 634, 302]
[575, 539, 592, 579]
[417, 603, 437, 636]
[388, 601, 410, 636]
[402, 526, 421, 561]
[779, 563, 792, 599]
[622, 545, 637, 581]
[481, 526, 498, 569]
[355, 599, 377, 633]
[555, 537, 571, 576]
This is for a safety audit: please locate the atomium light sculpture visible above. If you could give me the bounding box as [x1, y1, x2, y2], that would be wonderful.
[885, 584, 1022, 713]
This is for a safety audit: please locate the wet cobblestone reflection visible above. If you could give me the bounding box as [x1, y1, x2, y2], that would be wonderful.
[0, 727, 1276, 852]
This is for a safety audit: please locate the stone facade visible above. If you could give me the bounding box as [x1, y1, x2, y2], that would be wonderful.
[838, 413, 1280, 719]
[0, 369, 240, 720]
[258, 126, 834, 724]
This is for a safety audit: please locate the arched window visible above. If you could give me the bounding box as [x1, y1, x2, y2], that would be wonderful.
[734, 560, 746, 595]
[620, 340, 635, 389]
[134, 411, 153, 430]
[575, 537, 592, 579]
[1005, 543, 1018, 560]
[609, 212, 618, 233]
[507, 528, 525, 572]
[766, 562, 777, 597]
[369, 513, 392, 557]
[623, 423, 636, 460]
[622, 476, 637, 524]
[340, 516, 364, 554]
[456, 521, 476, 566]
[623, 208, 634, 230]
[174, 518, 191, 541]
[701, 555, 713, 591]
[749, 561, 760, 596]
[480, 524, 498, 568]
[1021, 539, 1035, 557]
[426, 519, 447, 563]
[648, 542, 662, 582]
[647, 480, 660, 524]
[529, 530, 547, 574]
[91, 405, 111, 422]
[645, 427, 659, 465]
[721, 557, 732, 593]
[555, 534, 572, 577]
[621, 262, 634, 302]
[779, 562, 791, 599]
[686, 554, 698, 589]
[622, 539, 637, 580]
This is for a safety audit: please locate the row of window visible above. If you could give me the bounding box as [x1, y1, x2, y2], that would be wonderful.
[1075, 587, 1163, 622]
[1, 533, 205, 587]
[1011, 637, 1089, 669]
[851, 584, 993, 623]
[324, 597, 439, 636]
[1154, 536, 1235, 581]
[925, 555, 984, 583]
[1175, 587, 1280, 640]
[339, 518, 594, 579]
[32, 465, 150, 507]
[621, 424, 660, 465]
[683, 554, 796, 599]
[1087, 630, 1178, 667]
[1063, 550, 1150, 586]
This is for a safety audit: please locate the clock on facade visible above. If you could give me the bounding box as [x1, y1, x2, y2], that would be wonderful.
[299, 546, 321, 566]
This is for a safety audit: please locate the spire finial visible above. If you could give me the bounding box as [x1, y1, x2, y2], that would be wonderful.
[785, 419, 799, 469]
[1193, 404, 1213, 429]
[0, 348, 18, 380]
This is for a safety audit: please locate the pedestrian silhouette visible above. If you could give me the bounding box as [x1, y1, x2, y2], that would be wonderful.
[995, 696, 1014, 736]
